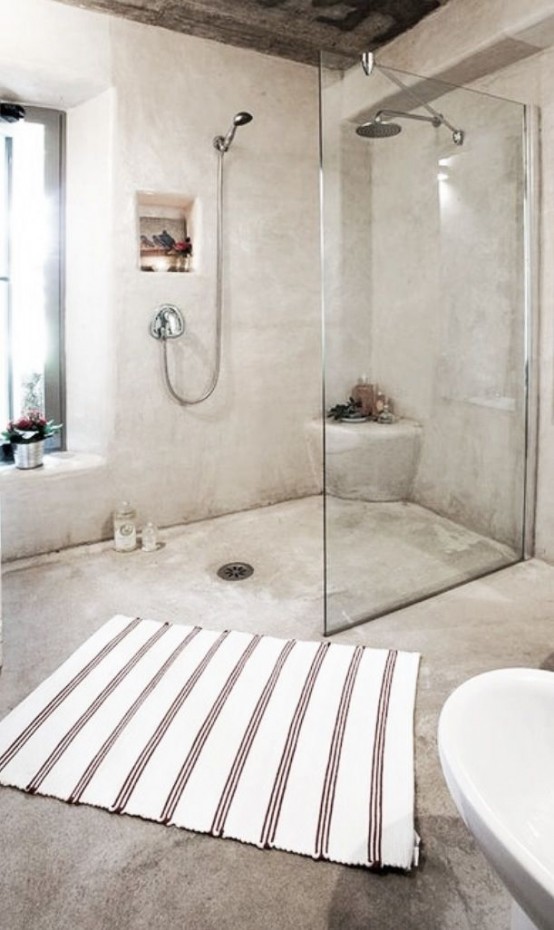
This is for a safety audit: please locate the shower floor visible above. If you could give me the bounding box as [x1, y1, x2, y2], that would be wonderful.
[4, 495, 516, 640]
[2, 495, 553, 930]
[326, 496, 518, 628]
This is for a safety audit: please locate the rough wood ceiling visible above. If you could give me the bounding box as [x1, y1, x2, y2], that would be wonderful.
[54, 0, 450, 65]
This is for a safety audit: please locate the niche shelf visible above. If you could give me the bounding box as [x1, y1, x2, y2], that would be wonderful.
[137, 191, 196, 273]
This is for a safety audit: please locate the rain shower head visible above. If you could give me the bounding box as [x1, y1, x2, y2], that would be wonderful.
[356, 119, 402, 138]
[214, 111, 253, 152]
[355, 108, 464, 144]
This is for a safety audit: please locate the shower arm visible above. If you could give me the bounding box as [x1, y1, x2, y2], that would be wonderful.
[375, 108, 441, 128]
[362, 53, 464, 145]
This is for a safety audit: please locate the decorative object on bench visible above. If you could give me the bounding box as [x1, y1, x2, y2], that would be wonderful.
[328, 398, 369, 422]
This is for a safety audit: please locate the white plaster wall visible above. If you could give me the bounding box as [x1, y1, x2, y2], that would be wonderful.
[379, 0, 554, 85]
[321, 54, 526, 547]
[106, 20, 321, 527]
[66, 88, 115, 456]
[367, 117, 441, 422]
[0, 0, 111, 107]
[368, 0, 554, 560]
[468, 49, 554, 562]
[320, 72, 373, 406]
[368, 88, 526, 547]
[0, 0, 321, 559]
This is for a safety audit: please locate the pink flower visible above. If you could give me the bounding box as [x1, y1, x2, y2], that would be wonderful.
[174, 238, 193, 255]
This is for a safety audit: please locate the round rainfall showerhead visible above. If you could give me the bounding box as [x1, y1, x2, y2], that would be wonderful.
[356, 120, 402, 139]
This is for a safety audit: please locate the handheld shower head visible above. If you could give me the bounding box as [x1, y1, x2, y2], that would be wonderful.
[214, 111, 253, 152]
[233, 111, 253, 127]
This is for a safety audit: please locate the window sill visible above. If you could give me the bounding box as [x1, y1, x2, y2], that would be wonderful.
[0, 451, 106, 480]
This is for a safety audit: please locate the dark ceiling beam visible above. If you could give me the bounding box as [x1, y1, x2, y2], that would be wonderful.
[53, 0, 446, 66]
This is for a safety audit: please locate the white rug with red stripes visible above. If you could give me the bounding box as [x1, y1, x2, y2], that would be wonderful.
[0, 615, 420, 869]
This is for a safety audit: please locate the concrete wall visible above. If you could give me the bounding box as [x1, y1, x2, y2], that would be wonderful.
[320, 70, 373, 406]
[374, 0, 554, 561]
[0, 0, 321, 560]
[369, 86, 526, 547]
[3, 0, 554, 565]
[321, 56, 526, 548]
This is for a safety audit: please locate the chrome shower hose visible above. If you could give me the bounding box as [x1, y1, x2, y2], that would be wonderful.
[162, 150, 224, 405]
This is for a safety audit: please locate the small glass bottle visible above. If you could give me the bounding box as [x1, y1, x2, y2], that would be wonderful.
[141, 522, 158, 552]
[113, 501, 137, 552]
[378, 402, 394, 424]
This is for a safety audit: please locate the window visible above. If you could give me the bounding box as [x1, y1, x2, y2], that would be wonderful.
[0, 105, 65, 451]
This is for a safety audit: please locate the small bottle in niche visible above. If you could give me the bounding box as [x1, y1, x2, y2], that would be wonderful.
[378, 402, 394, 424]
[113, 501, 137, 552]
[141, 522, 158, 552]
[351, 375, 374, 417]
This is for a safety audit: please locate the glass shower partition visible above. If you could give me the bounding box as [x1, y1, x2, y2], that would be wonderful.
[320, 54, 533, 635]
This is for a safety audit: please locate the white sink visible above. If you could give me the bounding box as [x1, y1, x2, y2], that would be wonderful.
[438, 668, 554, 930]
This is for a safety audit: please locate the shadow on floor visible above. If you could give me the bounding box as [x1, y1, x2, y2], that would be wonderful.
[326, 815, 509, 930]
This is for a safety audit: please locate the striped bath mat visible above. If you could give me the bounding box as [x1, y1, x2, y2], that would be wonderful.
[0, 616, 420, 869]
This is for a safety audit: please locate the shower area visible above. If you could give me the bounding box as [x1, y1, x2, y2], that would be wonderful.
[0, 21, 535, 648]
[320, 53, 535, 635]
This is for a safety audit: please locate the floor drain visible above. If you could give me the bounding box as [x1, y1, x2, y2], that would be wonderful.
[217, 562, 254, 581]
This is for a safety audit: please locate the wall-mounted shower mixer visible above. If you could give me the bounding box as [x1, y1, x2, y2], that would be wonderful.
[150, 304, 185, 340]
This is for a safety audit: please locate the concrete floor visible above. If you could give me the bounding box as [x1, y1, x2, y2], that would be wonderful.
[326, 498, 517, 629]
[1, 496, 554, 930]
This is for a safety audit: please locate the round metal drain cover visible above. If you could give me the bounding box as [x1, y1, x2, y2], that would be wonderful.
[217, 562, 254, 581]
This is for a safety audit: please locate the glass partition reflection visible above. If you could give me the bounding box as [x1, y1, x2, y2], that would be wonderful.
[320, 54, 530, 634]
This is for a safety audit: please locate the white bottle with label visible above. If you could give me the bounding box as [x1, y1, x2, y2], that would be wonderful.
[113, 501, 137, 552]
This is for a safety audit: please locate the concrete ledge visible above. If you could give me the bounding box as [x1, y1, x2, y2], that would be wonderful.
[306, 418, 422, 502]
[0, 451, 106, 483]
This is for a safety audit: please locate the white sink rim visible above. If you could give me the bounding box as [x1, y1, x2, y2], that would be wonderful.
[438, 667, 554, 930]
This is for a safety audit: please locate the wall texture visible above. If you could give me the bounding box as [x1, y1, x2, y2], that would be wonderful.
[320, 0, 554, 559]
[369, 87, 526, 547]
[372, 0, 554, 561]
[321, 56, 526, 548]
[3, 0, 554, 565]
[469, 48, 554, 563]
[0, 0, 322, 560]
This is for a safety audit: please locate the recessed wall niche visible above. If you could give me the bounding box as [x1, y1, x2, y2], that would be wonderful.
[137, 191, 196, 273]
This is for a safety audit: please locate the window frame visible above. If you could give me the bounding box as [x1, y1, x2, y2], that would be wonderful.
[0, 105, 65, 454]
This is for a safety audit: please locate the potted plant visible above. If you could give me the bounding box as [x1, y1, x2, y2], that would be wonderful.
[2, 410, 62, 469]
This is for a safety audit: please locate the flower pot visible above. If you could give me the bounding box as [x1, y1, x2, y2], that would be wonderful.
[12, 440, 45, 469]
